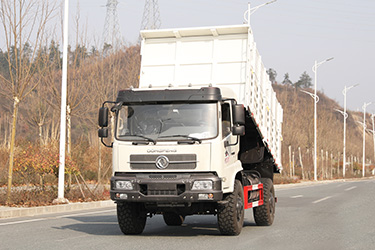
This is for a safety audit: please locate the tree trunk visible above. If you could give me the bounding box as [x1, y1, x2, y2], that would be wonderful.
[38, 123, 43, 147]
[298, 147, 304, 180]
[288, 145, 292, 177]
[67, 105, 72, 190]
[6, 98, 20, 203]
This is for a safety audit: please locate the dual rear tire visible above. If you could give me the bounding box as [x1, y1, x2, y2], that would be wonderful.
[253, 178, 275, 226]
[217, 178, 275, 235]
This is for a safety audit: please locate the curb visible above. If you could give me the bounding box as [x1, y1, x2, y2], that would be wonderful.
[275, 176, 375, 189]
[0, 200, 115, 219]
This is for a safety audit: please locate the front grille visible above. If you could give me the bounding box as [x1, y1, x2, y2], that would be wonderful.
[149, 174, 178, 179]
[148, 190, 177, 196]
[139, 183, 186, 196]
[129, 154, 197, 170]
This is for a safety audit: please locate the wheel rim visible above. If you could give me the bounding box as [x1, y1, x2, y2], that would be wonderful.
[236, 193, 244, 221]
[269, 192, 275, 216]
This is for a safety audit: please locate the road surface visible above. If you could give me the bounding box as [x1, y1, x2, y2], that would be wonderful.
[1, 179, 374, 250]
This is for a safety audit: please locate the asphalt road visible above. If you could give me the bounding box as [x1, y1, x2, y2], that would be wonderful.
[1, 179, 374, 250]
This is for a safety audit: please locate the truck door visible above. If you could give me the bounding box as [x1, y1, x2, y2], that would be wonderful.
[221, 102, 238, 165]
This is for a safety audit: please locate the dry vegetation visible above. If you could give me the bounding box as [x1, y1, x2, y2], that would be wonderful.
[274, 84, 375, 183]
[1, 1, 374, 206]
[2, 44, 375, 204]
[0, 44, 141, 205]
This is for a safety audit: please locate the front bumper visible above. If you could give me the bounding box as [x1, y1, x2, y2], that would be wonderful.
[110, 172, 223, 203]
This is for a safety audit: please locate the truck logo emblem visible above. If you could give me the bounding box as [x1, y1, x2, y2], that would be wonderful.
[155, 155, 169, 169]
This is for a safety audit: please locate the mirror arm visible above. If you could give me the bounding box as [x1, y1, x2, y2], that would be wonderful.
[225, 135, 240, 147]
[101, 137, 113, 148]
[102, 101, 117, 108]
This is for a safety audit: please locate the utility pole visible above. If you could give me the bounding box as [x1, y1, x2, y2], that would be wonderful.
[140, 0, 161, 30]
[55, 0, 69, 204]
[103, 0, 121, 50]
[372, 114, 375, 164]
[341, 84, 358, 178]
[311, 57, 334, 181]
[362, 102, 372, 177]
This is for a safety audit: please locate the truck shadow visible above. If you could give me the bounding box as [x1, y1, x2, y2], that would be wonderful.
[53, 214, 257, 237]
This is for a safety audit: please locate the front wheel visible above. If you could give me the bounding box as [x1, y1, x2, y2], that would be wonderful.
[253, 178, 275, 226]
[117, 202, 147, 235]
[217, 179, 244, 235]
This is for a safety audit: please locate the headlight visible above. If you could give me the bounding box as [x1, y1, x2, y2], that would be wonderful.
[115, 180, 133, 190]
[192, 180, 213, 190]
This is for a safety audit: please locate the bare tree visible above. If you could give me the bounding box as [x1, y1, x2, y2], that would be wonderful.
[23, 81, 51, 146]
[0, 0, 57, 203]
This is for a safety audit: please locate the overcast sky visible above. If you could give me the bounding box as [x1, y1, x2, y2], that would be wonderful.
[26, 0, 375, 111]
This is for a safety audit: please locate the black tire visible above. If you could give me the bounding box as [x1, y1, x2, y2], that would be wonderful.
[163, 212, 185, 226]
[253, 178, 275, 226]
[117, 202, 147, 235]
[217, 179, 244, 235]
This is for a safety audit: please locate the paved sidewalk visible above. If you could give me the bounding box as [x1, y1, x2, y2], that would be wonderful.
[0, 200, 115, 219]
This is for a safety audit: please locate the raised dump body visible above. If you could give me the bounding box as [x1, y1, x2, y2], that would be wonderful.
[139, 24, 283, 169]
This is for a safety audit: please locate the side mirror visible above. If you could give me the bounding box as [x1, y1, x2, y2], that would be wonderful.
[98, 107, 109, 127]
[232, 104, 245, 125]
[98, 128, 108, 138]
[232, 125, 245, 136]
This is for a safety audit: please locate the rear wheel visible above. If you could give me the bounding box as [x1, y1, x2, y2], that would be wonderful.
[253, 178, 275, 226]
[117, 202, 147, 235]
[163, 212, 185, 226]
[217, 180, 244, 235]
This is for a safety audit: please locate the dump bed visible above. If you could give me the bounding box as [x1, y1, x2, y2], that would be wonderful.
[139, 24, 283, 168]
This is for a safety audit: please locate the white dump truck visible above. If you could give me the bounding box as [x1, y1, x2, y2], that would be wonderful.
[98, 22, 283, 235]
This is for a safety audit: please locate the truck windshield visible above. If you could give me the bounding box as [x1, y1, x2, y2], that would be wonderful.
[116, 103, 218, 142]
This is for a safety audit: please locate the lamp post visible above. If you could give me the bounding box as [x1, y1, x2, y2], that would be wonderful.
[341, 84, 359, 177]
[301, 89, 319, 179]
[372, 114, 375, 165]
[55, 0, 69, 204]
[244, 0, 277, 25]
[311, 57, 334, 181]
[362, 102, 372, 177]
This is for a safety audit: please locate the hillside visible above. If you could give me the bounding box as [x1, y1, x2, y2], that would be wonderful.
[273, 84, 375, 178]
[1, 45, 374, 183]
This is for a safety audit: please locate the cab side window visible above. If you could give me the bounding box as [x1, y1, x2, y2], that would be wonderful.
[221, 103, 231, 138]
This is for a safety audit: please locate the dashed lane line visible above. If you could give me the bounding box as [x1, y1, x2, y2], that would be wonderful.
[290, 195, 303, 198]
[345, 186, 357, 191]
[312, 196, 332, 204]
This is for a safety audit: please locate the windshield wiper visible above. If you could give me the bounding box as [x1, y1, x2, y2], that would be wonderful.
[119, 134, 156, 144]
[158, 135, 202, 144]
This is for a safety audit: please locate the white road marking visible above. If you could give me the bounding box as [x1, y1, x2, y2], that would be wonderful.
[345, 186, 357, 191]
[0, 218, 46, 226]
[0, 209, 114, 226]
[58, 209, 114, 218]
[312, 196, 332, 204]
[290, 195, 303, 198]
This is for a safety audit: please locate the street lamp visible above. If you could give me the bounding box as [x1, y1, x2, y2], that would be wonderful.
[244, 0, 277, 25]
[311, 57, 334, 181]
[301, 89, 319, 179]
[55, 0, 70, 204]
[372, 114, 375, 165]
[362, 102, 372, 177]
[341, 84, 359, 177]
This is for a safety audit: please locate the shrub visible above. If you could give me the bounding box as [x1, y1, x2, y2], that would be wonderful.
[13, 143, 79, 186]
